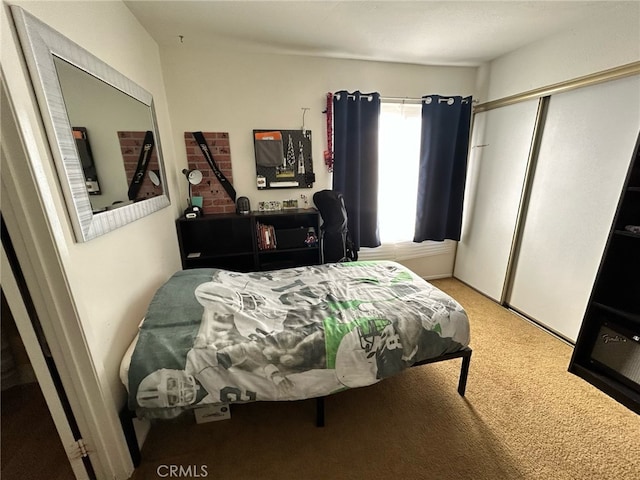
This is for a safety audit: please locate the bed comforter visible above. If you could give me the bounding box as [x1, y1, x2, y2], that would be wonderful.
[128, 261, 470, 419]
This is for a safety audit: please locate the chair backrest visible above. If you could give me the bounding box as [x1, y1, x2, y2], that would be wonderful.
[313, 190, 357, 263]
[313, 190, 347, 233]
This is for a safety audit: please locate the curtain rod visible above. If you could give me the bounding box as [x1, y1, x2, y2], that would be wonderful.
[338, 94, 474, 104]
[380, 96, 423, 103]
[381, 96, 476, 104]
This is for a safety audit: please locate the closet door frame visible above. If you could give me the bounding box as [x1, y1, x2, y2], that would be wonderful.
[505, 75, 640, 342]
[457, 61, 640, 341]
[499, 96, 549, 304]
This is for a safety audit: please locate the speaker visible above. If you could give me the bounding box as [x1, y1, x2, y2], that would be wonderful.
[183, 205, 202, 219]
[590, 322, 640, 392]
[236, 196, 251, 215]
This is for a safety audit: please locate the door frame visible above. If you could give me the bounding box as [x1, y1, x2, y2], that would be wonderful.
[1, 240, 92, 479]
[1, 56, 134, 478]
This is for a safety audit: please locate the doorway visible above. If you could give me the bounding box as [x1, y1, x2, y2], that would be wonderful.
[1, 290, 76, 479]
[1, 223, 94, 480]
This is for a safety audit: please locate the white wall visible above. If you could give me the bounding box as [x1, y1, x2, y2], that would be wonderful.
[477, 2, 640, 102]
[3, 2, 183, 476]
[160, 47, 478, 276]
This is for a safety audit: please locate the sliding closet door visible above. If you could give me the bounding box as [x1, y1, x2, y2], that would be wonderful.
[507, 75, 640, 342]
[454, 99, 540, 301]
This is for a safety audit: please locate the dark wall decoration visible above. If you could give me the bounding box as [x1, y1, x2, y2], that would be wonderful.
[253, 129, 314, 189]
[118, 130, 160, 201]
[184, 132, 236, 215]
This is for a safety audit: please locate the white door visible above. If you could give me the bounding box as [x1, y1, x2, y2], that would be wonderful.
[1, 244, 91, 480]
[507, 75, 640, 342]
[454, 99, 540, 301]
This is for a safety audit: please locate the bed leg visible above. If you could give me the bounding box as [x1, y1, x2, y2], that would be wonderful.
[119, 406, 141, 467]
[457, 349, 472, 396]
[316, 396, 325, 427]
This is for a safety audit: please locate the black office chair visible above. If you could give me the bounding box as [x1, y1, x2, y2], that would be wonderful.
[313, 190, 357, 263]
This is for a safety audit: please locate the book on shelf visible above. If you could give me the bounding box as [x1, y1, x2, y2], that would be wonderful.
[256, 222, 277, 251]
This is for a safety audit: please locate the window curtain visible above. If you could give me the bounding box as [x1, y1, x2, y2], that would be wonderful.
[332, 90, 381, 250]
[414, 95, 472, 242]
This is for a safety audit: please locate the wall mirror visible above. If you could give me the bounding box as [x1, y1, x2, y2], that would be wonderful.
[11, 7, 170, 242]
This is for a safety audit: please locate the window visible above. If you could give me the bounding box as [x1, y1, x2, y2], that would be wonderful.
[377, 101, 422, 242]
[358, 101, 454, 262]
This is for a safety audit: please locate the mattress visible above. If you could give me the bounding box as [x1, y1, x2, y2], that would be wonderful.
[119, 331, 139, 393]
[123, 261, 470, 419]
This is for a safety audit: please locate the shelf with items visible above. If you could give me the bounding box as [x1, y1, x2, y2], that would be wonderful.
[586, 317, 639, 396]
[254, 209, 320, 270]
[176, 209, 320, 271]
[570, 133, 640, 414]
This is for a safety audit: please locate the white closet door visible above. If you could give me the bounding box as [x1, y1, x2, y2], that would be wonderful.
[508, 75, 640, 342]
[454, 99, 540, 301]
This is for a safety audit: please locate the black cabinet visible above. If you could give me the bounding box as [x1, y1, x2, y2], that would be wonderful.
[569, 133, 640, 414]
[176, 209, 320, 272]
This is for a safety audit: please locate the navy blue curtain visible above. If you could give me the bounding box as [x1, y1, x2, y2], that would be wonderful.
[414, 95, 472, 242]
[332, 90, 381, 250]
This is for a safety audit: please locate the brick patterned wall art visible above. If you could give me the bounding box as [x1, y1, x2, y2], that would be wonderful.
[118, 131, 162, 200]
[184, 132, 236, 215]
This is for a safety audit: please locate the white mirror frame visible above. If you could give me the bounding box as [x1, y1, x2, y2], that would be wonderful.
[12, 7, 170, 242]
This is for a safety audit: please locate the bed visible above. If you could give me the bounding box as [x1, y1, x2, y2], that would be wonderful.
[119, 261, 471, 462]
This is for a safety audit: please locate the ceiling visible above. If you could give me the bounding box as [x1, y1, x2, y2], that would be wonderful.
[124, 1, 632, 67]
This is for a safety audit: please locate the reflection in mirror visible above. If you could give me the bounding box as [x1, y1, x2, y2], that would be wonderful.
[54, 57, 162, 212]
[149, 170, 162, 187]
[119, 131, 161, 203]
[11, 6, 170, 242]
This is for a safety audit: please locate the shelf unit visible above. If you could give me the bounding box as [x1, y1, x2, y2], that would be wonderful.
[176, 209, 320, 272]
[569, 133, 640, 414]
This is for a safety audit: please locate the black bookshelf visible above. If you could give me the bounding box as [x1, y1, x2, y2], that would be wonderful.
[569, 132, 640, 414]
[176, 209, 320, 272]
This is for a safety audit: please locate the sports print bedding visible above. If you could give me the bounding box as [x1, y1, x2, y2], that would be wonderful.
[127, 261, 470, 419]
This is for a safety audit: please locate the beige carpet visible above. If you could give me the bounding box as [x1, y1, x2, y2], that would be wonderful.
[130, 278, 640, 480]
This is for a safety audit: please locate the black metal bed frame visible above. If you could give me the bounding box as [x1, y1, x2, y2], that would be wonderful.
[121, 346, 472, 466]
[314, 346, 472, 427]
